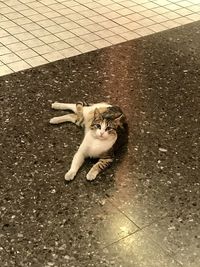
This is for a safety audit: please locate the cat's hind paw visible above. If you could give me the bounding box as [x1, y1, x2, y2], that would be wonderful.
[51, 102, 60, 109]
[49, 117, 59, 124]
[86, 171, 98, 181]
[65, 171, 76, 181]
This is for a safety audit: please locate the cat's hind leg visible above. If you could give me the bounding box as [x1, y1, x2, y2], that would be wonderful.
[50, 113, 84, 127]
[51, 102, 76, 112]
[50, 114, 77, 124]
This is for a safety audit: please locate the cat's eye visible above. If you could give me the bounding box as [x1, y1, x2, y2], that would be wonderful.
[106, 126, 112, 131]
[95, 124, 101, 129]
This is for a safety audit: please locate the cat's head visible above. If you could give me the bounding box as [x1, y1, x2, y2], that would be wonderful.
[90, 108, 124, 140]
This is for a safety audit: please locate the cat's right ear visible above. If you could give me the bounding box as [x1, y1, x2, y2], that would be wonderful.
[94, 108, 102, 120]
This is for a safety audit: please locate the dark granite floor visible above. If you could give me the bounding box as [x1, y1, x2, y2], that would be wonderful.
[0, 21, 200, 267]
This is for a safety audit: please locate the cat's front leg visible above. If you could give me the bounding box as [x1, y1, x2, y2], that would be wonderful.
[65, 150, 85, 181]
[86, 158, 113, 181]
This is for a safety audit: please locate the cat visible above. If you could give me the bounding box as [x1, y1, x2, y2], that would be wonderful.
[50, 101, 127, 181]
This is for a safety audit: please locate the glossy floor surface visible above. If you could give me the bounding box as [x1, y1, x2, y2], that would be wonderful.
[1, 0, 200, 76]
[0, 21, 200, 267]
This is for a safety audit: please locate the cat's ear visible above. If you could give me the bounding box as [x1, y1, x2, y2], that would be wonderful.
[114, 114, 124, 127]
[94, 108, 102, 120]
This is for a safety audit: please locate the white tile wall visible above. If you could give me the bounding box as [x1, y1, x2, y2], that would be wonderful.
[0, 0, 200, 76]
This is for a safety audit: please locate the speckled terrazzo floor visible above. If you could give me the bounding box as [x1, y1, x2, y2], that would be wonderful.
[0, 21, 200, 267]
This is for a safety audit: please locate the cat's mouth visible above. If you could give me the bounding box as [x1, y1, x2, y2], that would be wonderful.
[97, 135, 106, 140]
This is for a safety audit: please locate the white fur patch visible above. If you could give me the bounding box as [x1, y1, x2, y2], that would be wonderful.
[80, 130, 117, 158]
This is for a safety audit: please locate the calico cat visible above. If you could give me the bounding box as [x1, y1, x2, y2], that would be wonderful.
[50, 102, 127, 181]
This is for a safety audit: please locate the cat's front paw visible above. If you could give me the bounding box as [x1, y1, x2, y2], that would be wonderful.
[86, 171, 98, 181]
[65, 171, 76, 181]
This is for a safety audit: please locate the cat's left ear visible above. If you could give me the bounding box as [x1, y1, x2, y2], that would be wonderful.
[114, 114, 124, 127]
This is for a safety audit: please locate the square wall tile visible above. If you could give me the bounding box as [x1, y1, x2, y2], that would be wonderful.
[23, 38, 45, 48]
[174, 17, 193, 25]
[8, 60, 31, 72]
[90, 15, 108, 23]
[61, 1, 79, 7]
[61, 21, 80, 30]
[96, 29, 115, 38]
[31, 29, 50, 38]
[52, 17, 70, 24]
[44, 11, 62, 19]
[46, 25, 66, 34]
[176, 8, 193, 16]
[50, 41, 70, 50]
[77, 18, 94, 26]
[85, 24, 104, 32]
[105, 35, 126, 44]
[163, 12, 181, 20]
[33, 45, 54, 54]
[116, 8, 133, 16]
[15, 49, 38, 59]
[70, 27, 90, 36]
[99, 20, 119, 28]
[110, 25, 129, 34]
[124, 21, 142, 30]
[65, 37, 85, 46]
[15, 32, 35, 41]
[67, 12, 84, 20]
[7, 42, 28, 52]
[13, 4, 28, 12]
[148, 24, 167, 33]
[75, 43, 96, 53]
[113, 17, 131, 24]
[120, 31, 140, 40]
[187, 13, 200, 21]
[0, 29, 9, 37]
[14, 17, 32, 25]
[0, 65, 13, 76]
[5, 12, 24, 20]
[137, 18, 155, 27]
[29, 14, 47, 22]
[103, 11, 121, 19]
[0, 36, 19, 45]
[20, 9, 38, 16]
[1, 20, 17, 29]
[25, 56, 48, 67]
[0, 46, 11, 56]
[81, 33, 101, 42]
[91, 39, 112, 49]
[59, 47, 80, 57]
[1, 7, 14, 15]
[6, 26, 26, 35]
[0, 53, 21, 64]
[126, 13, 144, 21]
[135, 27, 155, 36]
[39, 35, 60, 44]
[55, 31, 75, 39]
[42, 51, 63, 62]
[22, 23, 41, 31]
[161, 20, 181, 28]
